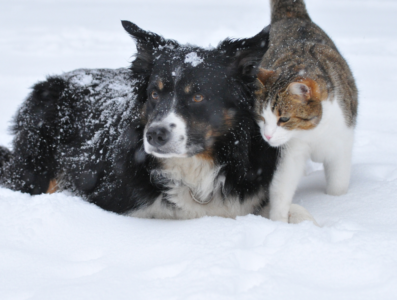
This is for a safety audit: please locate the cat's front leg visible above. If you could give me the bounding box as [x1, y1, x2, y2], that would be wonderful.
[324, 150, 352, 196]
[324, 134, 353, 196]
[269, 142, 307, 222]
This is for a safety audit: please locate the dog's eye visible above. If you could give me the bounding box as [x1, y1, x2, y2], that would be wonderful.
[193, 94, 204, 102]
[279, 117, 290, 123]
[151, 91, 159, 100]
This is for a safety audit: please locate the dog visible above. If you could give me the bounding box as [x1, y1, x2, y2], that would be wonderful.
[0, 20, 315, 223]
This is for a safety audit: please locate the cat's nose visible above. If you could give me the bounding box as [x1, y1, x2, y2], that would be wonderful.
[265, 134, 272, 140]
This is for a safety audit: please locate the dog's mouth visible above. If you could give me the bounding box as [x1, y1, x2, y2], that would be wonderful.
[146, 146, 188, 158]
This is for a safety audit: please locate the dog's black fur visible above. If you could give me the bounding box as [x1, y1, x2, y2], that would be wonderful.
[0, 21, 280, 218]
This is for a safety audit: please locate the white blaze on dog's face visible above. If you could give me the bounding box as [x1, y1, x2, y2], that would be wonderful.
[144, 109, 188, 158]
[143, 61, 188, 157]
[143, 63, 190, 158]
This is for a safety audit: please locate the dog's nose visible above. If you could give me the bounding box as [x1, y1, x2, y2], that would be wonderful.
[146, 127, 170, 147]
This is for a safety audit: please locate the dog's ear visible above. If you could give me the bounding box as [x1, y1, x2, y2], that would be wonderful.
[121, 20, 179, 76]
[122, 20, 170, 52]
[218, 25, 271, 80]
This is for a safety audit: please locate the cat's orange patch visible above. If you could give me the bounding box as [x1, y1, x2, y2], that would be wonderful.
[295, 78, 328, 101]
[270, 78, 326, 131]
[257, 68, 275, 86]
[47, 179, 58, 194]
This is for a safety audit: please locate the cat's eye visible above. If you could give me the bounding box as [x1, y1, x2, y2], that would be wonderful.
[193, 94, 204, 102]
[151, 91, 159, 100]
[279, 117, 290, 123]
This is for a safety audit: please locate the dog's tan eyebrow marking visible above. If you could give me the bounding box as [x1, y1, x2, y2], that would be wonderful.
[157, 79, 164, 90]
[184, 84, 192, 94]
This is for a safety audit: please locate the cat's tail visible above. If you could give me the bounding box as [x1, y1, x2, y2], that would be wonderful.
[270, 0, 311, 23]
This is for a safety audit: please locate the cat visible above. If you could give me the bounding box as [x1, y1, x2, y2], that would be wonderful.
[254, 0, 358, 222]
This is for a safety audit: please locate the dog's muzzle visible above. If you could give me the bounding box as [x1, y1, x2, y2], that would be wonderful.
[143, 112, 188, 158]
[146, 126, 170, 148]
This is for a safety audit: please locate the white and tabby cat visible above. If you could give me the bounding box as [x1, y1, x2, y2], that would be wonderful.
[255, 0, 358, 222]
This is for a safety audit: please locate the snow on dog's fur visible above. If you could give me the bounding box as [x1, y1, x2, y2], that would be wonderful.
[0, 20, 315, 223]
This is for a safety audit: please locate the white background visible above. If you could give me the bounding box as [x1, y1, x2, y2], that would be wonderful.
[1, 0, 397, 299]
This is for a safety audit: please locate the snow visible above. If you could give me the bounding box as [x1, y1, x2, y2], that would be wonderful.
[1, 0, 397, 299]
[184, 52, 204, 67]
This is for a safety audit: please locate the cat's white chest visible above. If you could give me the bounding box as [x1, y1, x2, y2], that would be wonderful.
[268, 98, 355, 222]
[293, 98, 353, 163]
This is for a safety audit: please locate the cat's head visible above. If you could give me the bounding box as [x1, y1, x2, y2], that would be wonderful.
[255, 68, 328, 147]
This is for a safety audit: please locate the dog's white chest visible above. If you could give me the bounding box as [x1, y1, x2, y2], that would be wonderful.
[128, 156, 264, 219]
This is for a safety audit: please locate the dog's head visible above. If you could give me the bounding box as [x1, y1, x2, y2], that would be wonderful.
[122, 21, 270, 158]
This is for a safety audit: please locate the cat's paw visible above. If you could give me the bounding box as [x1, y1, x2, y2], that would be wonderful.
[326, 185, 348, 196]
[269, 211, 289, 223]
[288, 204, 319, 226]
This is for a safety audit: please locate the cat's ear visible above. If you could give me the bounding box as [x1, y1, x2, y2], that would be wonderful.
[287, 82, 311, 102]
[287, 79, 324, 102]
[257, 68, 275, 85]
[121, 20, 179, 75]
[218, 25, 271, 79]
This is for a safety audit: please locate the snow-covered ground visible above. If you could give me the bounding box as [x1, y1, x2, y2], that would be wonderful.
[1, 0, 397, 299]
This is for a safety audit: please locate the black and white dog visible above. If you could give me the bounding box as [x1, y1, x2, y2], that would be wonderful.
[0, 21, 314, 222]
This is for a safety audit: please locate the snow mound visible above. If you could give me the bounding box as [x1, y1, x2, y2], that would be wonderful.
[1, 187, 397, 300]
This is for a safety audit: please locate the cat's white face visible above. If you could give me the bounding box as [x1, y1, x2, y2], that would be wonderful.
[258, 105, 294, 147]
[256, 80, 325, 148]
